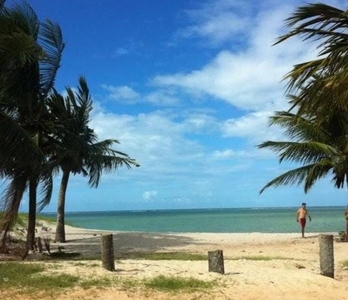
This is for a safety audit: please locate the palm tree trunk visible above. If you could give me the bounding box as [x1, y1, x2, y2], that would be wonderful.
[55, 170, 70, 243]
[25, 177, 38, 254]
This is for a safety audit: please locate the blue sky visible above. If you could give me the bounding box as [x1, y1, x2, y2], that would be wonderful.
[6, 0, 348, 212]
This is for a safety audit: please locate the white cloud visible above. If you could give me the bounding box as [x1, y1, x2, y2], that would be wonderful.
[90, 108, 206, 176]
[179, 1, 251, 46]
[101, 84, 140, 103]
[222, 110, 280, 142]
[144, 90, 181, 106]
[212, 149, 252, 159]
[152, 50, 289, 111]
[152, 1, 321, 113]
[142, 190, 158, 201]
[114, 47, 129, 56]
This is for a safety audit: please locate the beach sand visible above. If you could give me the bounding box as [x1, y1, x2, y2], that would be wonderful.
[2, 224, 348, 299]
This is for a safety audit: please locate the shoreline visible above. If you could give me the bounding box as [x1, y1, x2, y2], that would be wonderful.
[39, 223, 342, 258]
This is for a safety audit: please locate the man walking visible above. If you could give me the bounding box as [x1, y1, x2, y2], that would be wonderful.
[296, 203, 311, 238]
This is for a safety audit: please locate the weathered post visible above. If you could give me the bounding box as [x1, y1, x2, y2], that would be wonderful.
[319, 234, 334, 278]
[37, 237, 43, 253]
[208, 250, 224, 274]
[101, 234, 115, 271]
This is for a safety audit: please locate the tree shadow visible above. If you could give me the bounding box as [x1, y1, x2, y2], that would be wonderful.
[49, 232, 198, 259]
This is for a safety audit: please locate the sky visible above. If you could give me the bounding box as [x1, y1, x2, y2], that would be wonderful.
[5, 0, 348, 212]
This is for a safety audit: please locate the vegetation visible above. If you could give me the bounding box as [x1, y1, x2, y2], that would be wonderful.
[144, 275, 214, 293]
[0, 1, 138, 253]
[259, 110, 348, 193]
[342, 260, 348, 268]
[47, 77, 138, 243]
[259, 3, 348, 194]
[0, 0, 64, 252]
[274, 3, 348, 118]
[229, 255, 298, 261]
[117, 251, 207, 261]
[0, 262, 215, 296]
[0, 263, 78, 290]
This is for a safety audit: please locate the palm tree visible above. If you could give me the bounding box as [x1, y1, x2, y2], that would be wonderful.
[0, 2, 64, 251]
[47, 77, 139, 242]
[274, 3, 348, 118]
[258, 110, 348, 194]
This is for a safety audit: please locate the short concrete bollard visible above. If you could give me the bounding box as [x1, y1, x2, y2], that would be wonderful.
[101, 234, 115, 271]
[208, 250, 225, 274]
[319, 234, 334, 278]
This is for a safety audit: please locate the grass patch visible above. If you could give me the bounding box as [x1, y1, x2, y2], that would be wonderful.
[116, 252, 298, 262]
[0, 262, 78, 290]
[17, 213, 56, 226]
[229, 255, 297, 261]
[342, 260, 348, 268]
[70, 261, 94, 267]
[80, 277, 115, 289]
[14, 214, 28, 228]
[1, 213, 56, 231]
[117, 251, 206, 261]
[144, 275, 214, 293]
[0, 261, 216, 297]
[0, 262, 45, 288]
[34, 214, 56, 225]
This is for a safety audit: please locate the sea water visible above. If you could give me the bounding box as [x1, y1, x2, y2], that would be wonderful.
[41, 206, 346, 234]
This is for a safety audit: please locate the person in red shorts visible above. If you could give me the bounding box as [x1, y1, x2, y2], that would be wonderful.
[344, 205, 348, 237]
[296, 203, 311, 238]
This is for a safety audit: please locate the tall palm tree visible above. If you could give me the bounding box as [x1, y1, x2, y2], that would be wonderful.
[47, 77, 139, 242]
[274, 3, 348, 118]
[258, 110, 348, 194]
[0, 2, 64, 251]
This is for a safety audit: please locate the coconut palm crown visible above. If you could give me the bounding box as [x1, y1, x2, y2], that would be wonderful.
[258, 110, 348, 194]
[47, 77, 139, 242]
[274, 3, 348, 118]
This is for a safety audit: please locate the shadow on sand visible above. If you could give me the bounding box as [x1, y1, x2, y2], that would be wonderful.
[49, 232, 198, 259]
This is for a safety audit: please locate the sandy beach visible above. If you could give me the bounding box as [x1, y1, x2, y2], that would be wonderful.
[2, 224, 348, 299]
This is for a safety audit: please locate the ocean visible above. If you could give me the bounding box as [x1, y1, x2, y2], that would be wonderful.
[41, 206, 346, 234]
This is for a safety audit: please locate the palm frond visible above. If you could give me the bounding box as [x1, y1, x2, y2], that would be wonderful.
[0, 172, 28, 233]
[259, 162, 331, 194]
[38, 19, 65, 97]
[37, 169, 53, 211]
[274, 3, 348, 117]
[86, 144, 138, 188]
[0, 112, 46, 175]
[275, 4, 346, 46]
[258, 140, 338, 165]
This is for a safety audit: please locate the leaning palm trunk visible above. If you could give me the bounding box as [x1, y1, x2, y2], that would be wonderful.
[0, 173, 27, 248]
[0, 189, 24, 248]
[55, 170, 70, 243]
